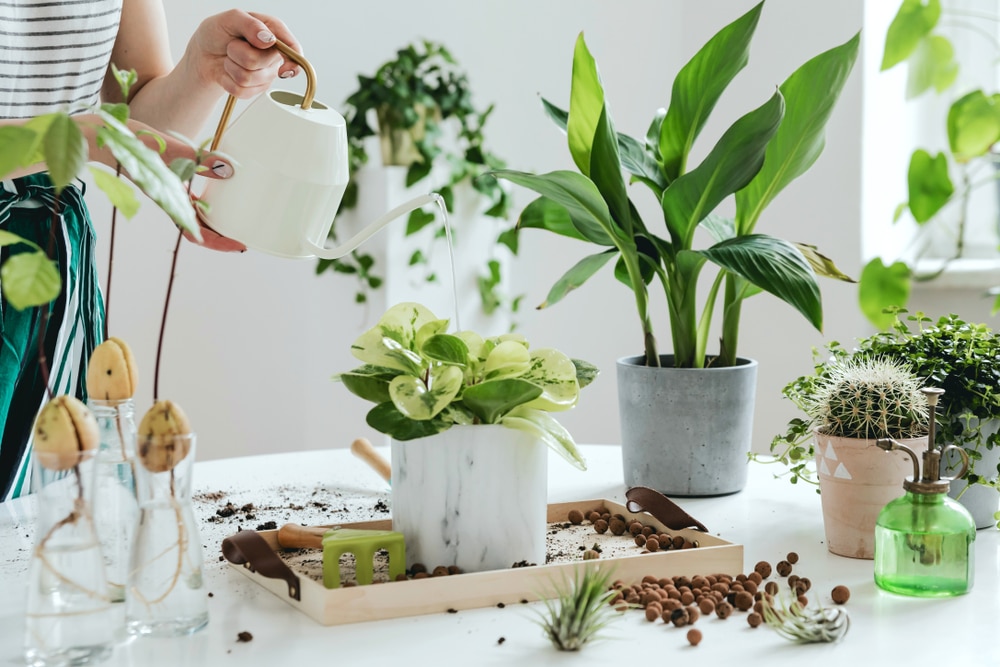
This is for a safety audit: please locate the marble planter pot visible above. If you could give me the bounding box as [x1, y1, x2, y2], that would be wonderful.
[816, 433, 928, 559]
[390, 425, 547, 573]
[617, 355, 757, 497]
[943, 418, 1000, 529]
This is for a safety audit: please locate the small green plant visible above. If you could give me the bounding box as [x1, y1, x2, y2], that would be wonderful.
[318, 40, 518, 319]
[534, 566, 620, 651]
[493, 2, 859, 368]
[761, 596, 850, 644]
[862, 0, 1000, 325]
[334, 302, 596, 468]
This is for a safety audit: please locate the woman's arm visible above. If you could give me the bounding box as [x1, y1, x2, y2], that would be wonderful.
[108, 0, 301, 139]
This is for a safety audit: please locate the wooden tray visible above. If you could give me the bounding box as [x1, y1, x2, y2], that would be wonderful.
[223, 498, 743, 626]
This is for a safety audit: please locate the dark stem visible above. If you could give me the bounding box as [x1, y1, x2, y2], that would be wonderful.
[37, 194, 64, 400]
[104, 163, 122, 340]
[154, 230, 183, 402]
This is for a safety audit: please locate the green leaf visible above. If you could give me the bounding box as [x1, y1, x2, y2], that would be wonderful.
[0, 230, 41, 251]
[518, 196, 587, 242]
[406, 207, 436, 235]
[905, 34, 958, 99]
[0, 126, 39, 178]
[1, 250, 60, 310]
[702, 214, 736, 243]
[100, 102, 130, 125]
[540, 250, 616, 309]
[421, 333, 469, 366]
[94, 109, 198, 238]
[947, 90, 1000, 162]
[461, 378, 543, 424]
[521, 348, 581, 412]
[389, 365, 463, 420]
[365, 401, 450, 441]
[497, 227, 519, 254]
[906, 149, 954, 222]
[541, 96, 568, 131]
[89, 167, 140, 219]
[794, 243, 855, 283]
[169, 157, 197, 183]
[698, 234, 822, 331]
[501, 406, 587, 470]
[859, 258, 912, 330]
[662, 91, 784, 247]
[484, 340, 531, 380]
[659, 1, 762, 180]
[881, 0, 941, 71]
[415, 318, 450, 350]
[571, 358, 600, 389]
[735, 32, 860, 234]
[335, 366, 395, 404]
[567, 33, 604, 177]
[42, 113, 86, 194]
[493, 170, 616, 245]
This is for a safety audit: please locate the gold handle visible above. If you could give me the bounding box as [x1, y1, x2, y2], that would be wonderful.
[209, 38, 317, 152]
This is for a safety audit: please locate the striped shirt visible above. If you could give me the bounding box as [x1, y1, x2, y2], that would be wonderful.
[0, 0, 123, 119]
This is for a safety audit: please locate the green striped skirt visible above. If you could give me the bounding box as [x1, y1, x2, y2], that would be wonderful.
[0, 173, 104, 500]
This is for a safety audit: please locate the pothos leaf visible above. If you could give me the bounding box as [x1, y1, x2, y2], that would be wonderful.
[89, 166, 140, 219]
[1, 250, 60, 310]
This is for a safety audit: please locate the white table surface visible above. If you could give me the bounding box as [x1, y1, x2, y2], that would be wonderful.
[1, 444, 997, 666]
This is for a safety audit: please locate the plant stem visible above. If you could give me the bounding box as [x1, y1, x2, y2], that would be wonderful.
[153, 231, 183, 402]
[103, 164, 122, 340]
[37, 194, 64, 400]
[618, 249, 658, 366]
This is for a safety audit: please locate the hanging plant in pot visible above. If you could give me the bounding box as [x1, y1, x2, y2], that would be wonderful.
[492, 1, 859, 496]
[334, 302, 596, 573]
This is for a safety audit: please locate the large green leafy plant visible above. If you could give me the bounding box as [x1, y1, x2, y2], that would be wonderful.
[494, 2, 859, 368]
[862, 0, 1000, 326]
[334, 302, 596, 469]
[0, 66, 198, 311]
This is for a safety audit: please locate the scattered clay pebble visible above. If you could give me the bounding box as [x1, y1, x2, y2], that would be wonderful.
[568, 509, 584, 524]
[411, 563, 427, 575]
[635, 534, 647, 547]
[831, 585, 851, 604]
[207, 592, 214, 598]
[497, 637, 506, 645]
[609, 518, 627, 536]
[754, 561, 772, 578]
[448, 565, 462, 575]
[764, 581, 779, 596]
[236, 631, 253, 643]
[733, 591, 754, 611]
[594, 519, 609, 534]
[432, 566, 450, 577]
[497, 602, 506, 609]
[413, 572, 429, 579]
[776, 560, 793, 577]
[716, 601, 733, 619]
[588, 511, 601, 523]
[629, 521, 643, 536]
[447, 608, 458, 614]
[646, 537, 660, 552]
[797, 595, 809, 607]
[686, 628, 702, 646]
[786, 551, 799, 564]
[698, 598, 715, 615]
[747, 612, 762, 628]
[644, 606, 660, 622]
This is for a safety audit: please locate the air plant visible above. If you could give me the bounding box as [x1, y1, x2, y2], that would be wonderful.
[760, 595, 850, 644]
[534, 565, 620, 651]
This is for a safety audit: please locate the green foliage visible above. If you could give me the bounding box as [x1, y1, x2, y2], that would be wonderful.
[494, 3, 859, 368]
[333, 302, 595, 468]
[865, 1, 1000, 325]
[318, 40, 520, 318]
[759, 310, 1000, 490]
[535, 566, 620, 651]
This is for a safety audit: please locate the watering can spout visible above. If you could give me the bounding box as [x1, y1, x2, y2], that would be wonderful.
[307, 193, 442, 260]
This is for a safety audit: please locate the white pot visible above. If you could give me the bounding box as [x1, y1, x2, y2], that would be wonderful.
[390, 424, 547, 573]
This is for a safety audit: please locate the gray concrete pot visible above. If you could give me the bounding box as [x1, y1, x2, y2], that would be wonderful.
[617, 355, 757, 496]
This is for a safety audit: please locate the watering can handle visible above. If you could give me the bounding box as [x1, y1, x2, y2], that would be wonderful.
[209, 39, 317, 152]
[308, 193, 442, 260]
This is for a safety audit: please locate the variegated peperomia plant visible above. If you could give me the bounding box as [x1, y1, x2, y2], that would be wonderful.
[334, 302, 597, 469]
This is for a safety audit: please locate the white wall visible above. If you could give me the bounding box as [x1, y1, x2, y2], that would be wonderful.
[86, 0, 868, 461]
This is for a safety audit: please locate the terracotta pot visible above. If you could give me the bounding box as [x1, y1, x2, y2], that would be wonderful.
[815, 432, 928, 559]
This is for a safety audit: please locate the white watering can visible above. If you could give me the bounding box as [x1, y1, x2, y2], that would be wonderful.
[200, 41, 438, 259]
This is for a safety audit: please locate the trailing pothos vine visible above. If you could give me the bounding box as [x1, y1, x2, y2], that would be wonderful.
[314, 40, 521, 323]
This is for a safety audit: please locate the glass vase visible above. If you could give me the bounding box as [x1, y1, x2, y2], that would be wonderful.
[24, 449, 114, 666]
[125, 433, 208, 637]
[89, 398, 139, 604]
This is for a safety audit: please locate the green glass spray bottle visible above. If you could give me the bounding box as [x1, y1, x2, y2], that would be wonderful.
[874, 388, 976, 597]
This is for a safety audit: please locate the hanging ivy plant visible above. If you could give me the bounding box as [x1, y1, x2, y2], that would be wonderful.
[315, 40, 520, 320]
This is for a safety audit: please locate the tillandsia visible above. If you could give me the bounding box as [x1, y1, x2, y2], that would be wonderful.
[334, 302, 598, 469]
[760, 595, 850, 644]
[535, 565, 620, 651]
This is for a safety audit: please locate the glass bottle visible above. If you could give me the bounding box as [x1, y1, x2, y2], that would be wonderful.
[89, 398, 139, 603]
[126, 433, 208, 637]
[25, 448, 115, 666]
[874, 388, 976, 597]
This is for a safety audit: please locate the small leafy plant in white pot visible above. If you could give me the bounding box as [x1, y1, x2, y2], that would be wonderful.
[335, 302, 596, 573]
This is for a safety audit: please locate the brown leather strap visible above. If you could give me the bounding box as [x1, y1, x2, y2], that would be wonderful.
[625, 486, 708, 532]
[222, 530, 302, 601]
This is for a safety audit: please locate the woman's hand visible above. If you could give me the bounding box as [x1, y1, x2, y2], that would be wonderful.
[186, 10, 302, 99]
